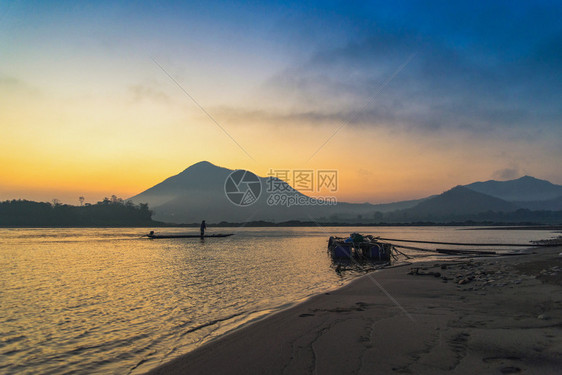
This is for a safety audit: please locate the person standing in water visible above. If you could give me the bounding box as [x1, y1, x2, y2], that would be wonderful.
[200, 220, 207, 237]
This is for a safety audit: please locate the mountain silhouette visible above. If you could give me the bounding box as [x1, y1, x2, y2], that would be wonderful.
[515, 195, 562, 211]
[399, 186, 518, 220]
[128, 161, 426, 223]
[130, 161, 233, 208]
[464, 176, 562, 202]
[128, 161, 561, 223]
[129, 161, 321, 223]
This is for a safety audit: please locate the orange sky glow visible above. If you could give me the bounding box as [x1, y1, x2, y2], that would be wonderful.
[1, 2, 561, 205]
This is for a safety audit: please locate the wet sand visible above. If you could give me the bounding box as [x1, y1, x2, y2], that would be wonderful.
[147, 247, 562, 374]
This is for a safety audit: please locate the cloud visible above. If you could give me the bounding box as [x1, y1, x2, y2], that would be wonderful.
[0, 75, 21, 86]
[356, 168, 374, 182]
[128, 84, 170, 103]
[0, 74, 38, 95]
[241, 2, 562, 137]
[493, 167, 521, 180]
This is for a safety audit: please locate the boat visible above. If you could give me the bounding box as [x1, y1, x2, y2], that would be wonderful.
[146, 232, 234, 239]
[328, 233, 392, 261]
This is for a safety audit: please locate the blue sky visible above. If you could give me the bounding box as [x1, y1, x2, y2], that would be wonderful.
[1, 0, 561, 203]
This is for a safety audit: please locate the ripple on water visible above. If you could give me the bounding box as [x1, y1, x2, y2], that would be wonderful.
[0, 226, 555, 374]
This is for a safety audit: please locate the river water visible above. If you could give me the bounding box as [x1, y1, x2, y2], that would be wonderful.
[0, 226, 557, 374]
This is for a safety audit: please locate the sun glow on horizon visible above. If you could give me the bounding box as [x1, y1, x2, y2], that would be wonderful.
[1, 1, 561, 205]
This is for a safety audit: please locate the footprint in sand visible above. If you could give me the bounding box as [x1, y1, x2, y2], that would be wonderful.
[500, 366, 521, 374]
[299, 313, 315, 317]
[482, 356, 522, 374]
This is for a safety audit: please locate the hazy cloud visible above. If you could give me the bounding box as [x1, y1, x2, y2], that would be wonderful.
[0, 73, 32, 90]
[0, 75, 20, 86]
[249, 2, 562, 137]
[493, 167, 522, 180]
[128, 84, 170, 103]
[0, 74, 38, 95]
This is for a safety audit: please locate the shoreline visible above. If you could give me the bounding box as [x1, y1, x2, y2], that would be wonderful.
[146, 247, 562, 374]
[2, 224, 561, 229]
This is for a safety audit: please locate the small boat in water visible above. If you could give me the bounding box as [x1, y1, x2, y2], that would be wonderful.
[328, 233, 392, 261]
[146, 231, 234, 239]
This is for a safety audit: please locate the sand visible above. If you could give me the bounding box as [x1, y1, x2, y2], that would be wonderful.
[147, 247, 562, 374]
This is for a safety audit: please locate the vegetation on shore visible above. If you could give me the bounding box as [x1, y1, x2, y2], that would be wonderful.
[0, 197, 161, 227]
[1, 197, 561, 228]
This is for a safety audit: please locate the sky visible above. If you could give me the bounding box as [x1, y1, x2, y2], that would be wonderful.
[1, 0, 561, 204]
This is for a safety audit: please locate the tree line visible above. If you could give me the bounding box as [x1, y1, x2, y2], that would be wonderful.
[0, 197, 156, 227]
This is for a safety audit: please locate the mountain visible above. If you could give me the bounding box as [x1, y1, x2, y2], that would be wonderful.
[130, 161, 233, 209]
[368, 197, 432, 212]
[129, 161, 340, 223]
[464, 176, 562, 202]
[128, 161, 431, 223]
[396, 186, 518, 220]
[129, 161, 266, 223]
[128, 161, 561, 224]
[515, 195, 562, 211]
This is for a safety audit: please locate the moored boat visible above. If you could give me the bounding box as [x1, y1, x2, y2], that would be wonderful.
[328, 234, 392, 261]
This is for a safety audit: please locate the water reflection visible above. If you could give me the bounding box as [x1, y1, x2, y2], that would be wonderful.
[0, 226, 556, 374]
[330, 258, 391, 278]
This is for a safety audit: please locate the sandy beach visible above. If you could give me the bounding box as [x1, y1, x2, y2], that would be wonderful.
[147, 247, 562, 375]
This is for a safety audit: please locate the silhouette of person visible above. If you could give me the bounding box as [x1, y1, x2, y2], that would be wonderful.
[200, 220, 206, 237]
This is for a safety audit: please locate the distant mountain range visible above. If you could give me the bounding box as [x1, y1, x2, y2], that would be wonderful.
[400, 186, 517, 218]
[128, 161, 562, 224]
[464, 176, 562, 201]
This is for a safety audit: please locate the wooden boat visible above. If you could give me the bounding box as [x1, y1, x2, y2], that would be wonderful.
[358, 241, 392, 260]
[328, 240, 354, 258]
[146, 232, 234, 239]
[328, 234, 392, 261]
